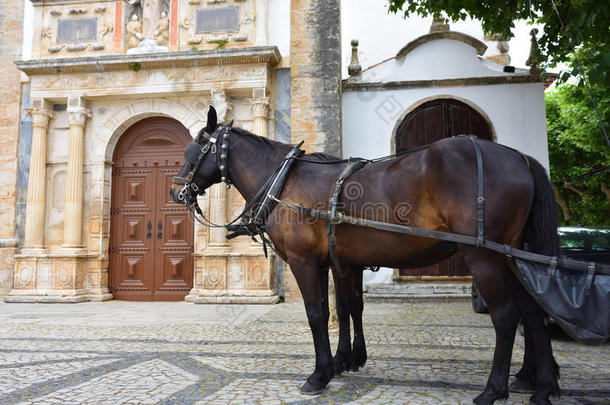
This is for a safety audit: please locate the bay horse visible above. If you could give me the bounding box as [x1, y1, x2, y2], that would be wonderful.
[169, 107, 560, 405]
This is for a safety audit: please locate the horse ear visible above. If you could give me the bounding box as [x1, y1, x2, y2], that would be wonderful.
[204, 106, 217, 133]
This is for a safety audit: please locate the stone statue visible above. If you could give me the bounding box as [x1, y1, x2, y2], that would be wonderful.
[125, 14, 143, 50]
[154, 11, 169, 47]
[126, 0, 164, 39]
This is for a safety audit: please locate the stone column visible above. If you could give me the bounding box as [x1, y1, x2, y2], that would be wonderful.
[290, 0, 342, 156]
[249, 95, 270, 248]
[208, 89, 233, 247]
[63, 100, 90, 250]
[289, 0, 342, 306]
[251, 96, 270, 138]
[22, 100, 53, 253]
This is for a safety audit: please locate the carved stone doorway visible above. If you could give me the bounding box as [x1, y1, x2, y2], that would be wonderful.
[109, 117, 194, 300]
[395, 99, 493, 279]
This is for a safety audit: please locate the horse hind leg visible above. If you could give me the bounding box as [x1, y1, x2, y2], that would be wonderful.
[509, 273, 560, 405]
[461, 247, 520, 405]
[510, 323, 537, 393]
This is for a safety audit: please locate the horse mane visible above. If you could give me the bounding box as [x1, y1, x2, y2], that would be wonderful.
[230, 126, 340, 162]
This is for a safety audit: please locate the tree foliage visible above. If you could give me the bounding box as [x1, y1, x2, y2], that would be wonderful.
[386, 0, 609, 86]
[545, 83, 609, 225]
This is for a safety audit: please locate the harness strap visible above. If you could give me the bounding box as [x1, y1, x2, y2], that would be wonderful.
[269, 195, 610, 276]
[327, 159, 369, 277]
[251, 142, 304, 226]
[469, 136, 485, 247]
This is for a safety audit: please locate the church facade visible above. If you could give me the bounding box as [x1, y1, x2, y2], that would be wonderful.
[1, 0, 311, 303]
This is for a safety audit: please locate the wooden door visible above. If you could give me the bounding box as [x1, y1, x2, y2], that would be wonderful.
[395, 99, 492, 278]
[109, 117, 193, 301]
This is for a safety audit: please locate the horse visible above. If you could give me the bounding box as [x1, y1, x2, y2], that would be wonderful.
[169, 106, 560, 405]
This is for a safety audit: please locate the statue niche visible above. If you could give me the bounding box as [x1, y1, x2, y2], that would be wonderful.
[124, 0, 169, 53]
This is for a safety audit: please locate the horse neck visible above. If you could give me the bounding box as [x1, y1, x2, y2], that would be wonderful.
[226, 130, 291, 202]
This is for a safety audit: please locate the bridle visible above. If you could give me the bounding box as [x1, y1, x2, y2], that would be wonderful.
[173, 122, 233, 206]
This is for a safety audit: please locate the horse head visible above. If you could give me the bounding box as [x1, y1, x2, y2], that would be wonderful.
[169, 106, 226, 204]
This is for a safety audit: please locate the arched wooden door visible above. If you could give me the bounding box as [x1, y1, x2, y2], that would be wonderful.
[109, 117, 194, 301]
[396, 99, 492, 278]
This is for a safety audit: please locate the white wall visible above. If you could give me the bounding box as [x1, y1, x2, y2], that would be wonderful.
[342, 83, 548, 168]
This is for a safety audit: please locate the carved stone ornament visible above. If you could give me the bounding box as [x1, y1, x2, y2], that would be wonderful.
[250, 97, 270, 118]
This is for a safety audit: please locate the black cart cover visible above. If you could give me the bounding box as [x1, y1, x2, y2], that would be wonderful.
[510, 258, 609, 345]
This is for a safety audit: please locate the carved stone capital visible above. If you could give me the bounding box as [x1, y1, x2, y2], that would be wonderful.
[26, 108, 54, 128]
[68, 107, 91, 127]
[250, 97, 270, 119]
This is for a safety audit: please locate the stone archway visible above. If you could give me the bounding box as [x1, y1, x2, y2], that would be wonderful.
[108, 117, 194, 301]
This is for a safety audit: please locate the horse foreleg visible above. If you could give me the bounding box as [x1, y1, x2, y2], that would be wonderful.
[331, 266, 353, 376]
[348, 267, 367, 371]
[289, 258, 334, 394]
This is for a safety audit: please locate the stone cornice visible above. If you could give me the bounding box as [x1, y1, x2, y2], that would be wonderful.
[342, 74, 543, 92]
[15, 47, 281, 76]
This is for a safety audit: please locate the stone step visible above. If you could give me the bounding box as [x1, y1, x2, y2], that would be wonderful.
[364, 282, 471, 303]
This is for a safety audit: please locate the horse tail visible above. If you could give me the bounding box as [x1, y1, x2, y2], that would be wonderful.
[523, 156, 560, 257]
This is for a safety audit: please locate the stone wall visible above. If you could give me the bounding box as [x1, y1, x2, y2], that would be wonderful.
[286, 0, 342, 300]
[0, 0, 24, 296]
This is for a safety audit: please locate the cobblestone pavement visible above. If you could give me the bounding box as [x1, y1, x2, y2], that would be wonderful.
[0, 300, 607, 404]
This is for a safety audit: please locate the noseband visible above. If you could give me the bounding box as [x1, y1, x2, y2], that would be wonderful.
[173, 123, 233, 203]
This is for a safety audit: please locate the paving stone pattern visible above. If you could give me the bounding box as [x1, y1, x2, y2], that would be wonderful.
[0, 300, 607, 404]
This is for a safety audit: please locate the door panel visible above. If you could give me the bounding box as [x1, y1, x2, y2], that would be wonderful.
[396, 99, 492, 278]
[110, 168, 155, 300]
[153, 167, 193, 300]
[109, 117, 193, 301]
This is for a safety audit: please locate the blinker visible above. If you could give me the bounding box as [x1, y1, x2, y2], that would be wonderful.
[184, 142, 201, 164]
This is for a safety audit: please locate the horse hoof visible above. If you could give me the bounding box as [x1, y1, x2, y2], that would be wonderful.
[299, 381, 325, 395]
[529, 393, 553, 405]
[509, 377, 535, 393]
[333, 357, 347, 376]
[473, 386, 508, 404]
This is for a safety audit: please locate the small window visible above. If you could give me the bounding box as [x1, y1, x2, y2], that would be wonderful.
[195, 7, 239, 34]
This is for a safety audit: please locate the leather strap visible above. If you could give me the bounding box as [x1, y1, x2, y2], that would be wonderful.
[327, 159, 369, 276]
[470, 136, 485, 247]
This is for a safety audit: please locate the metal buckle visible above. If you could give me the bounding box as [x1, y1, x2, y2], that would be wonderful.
[190, 182, 199, 192]
[330, 212, 343, 225]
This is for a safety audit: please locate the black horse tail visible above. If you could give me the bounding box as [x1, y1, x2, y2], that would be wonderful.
[524, 156, 560, 257]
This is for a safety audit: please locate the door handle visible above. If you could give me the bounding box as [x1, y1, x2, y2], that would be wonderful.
[146, 220, 152, 238]
[157, 220, 163, 239]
